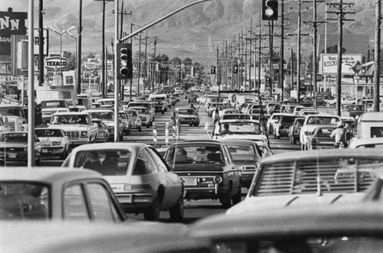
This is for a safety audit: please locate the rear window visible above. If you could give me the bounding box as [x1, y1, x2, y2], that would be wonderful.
[253, 158, 383, 196]
[165, 145, 224, 166]
[73, 150, 132, 176]
[35, 129, 63, 137]
[0, 182, 49, 220]
[227, 145, 258, 163]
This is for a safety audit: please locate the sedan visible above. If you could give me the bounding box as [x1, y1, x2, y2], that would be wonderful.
[91, 119, 110, 143]
[0, 131, 41, 166]
[62, 143, 184, 221]
[0, 167, 126, 221]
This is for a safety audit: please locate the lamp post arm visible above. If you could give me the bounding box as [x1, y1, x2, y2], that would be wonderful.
[119, 0, 211, 43]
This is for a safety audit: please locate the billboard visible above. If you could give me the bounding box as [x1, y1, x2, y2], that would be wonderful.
[320, 54, 363, 75]
[0, 8, 27, 56]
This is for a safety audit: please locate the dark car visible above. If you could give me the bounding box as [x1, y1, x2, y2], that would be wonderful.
[164, 140, 242, 207]
[274, 114, 296, 139]
[342, 104, 365, 118]
[222, 140, 262, 188]
[288, 117, 305, 144]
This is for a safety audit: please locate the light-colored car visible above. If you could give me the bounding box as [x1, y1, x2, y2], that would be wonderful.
[218, 108, 240, 119]
[35, 127, 70, 160]
[84, 109, 124, 140]
[97, 98, 115, 109]
[49, 112, 98, 145]
[130, 106, 154, 127]
[118, 110, 132, 136]
[175, 107, 200, 127]
[0, 104, 27, 131]
[125, 109, 142, 132]
[0, 131, 42, 165]
[0, 167, 126, 221]
[40, 99, 70, 120]
[0, 221, 210, 253]
[91, 119, 110, 143]
[349, 138, 383, 149]
[266, 113, 287, 134]
[299, 114, 341, 150]
[306, 125, 337, 150]
[63, 143, 185, 221]
[226, 149, 383, 215]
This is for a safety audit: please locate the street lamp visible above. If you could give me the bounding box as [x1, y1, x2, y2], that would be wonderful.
[65, 27, 79, 83]
[48, 25, 67, 86]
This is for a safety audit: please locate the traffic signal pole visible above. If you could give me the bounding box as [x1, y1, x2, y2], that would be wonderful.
[374, 0, 381, 112]
[114, 0, 120, 142]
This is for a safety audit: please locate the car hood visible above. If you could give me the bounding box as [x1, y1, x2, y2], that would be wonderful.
[214, 134, 268, 142]
[0, 142, 27, 148]
[226, 193, 364, 215]
[39, 137, 65, 144]
[301, 124, 335, 133]
[49, 124, 91, 131]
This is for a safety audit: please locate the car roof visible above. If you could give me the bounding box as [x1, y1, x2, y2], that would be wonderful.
[260, 149, 383, 166]
[52, 112, 89, 116]
[173, 140, 222, 145]
[359, 112, 383, 121]
[189, 203, 383, 239]
[351, 138, 383, 146]
[0, 167, 103, 183]
[71, 142, 150, 153]
[1, 221, 193, 253]
[84, 109, 113, 113]
[221, 139, 258, 145]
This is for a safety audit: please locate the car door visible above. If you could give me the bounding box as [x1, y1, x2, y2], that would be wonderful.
[148, 147, 181, 209]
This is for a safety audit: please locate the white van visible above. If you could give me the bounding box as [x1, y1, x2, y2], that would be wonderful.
[355, 112, 383, 139]
[148, 94, 169, 109]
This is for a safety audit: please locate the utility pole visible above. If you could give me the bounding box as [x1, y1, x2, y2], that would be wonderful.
[144, 31, 148, 82]
[268, 20, 273, 94]
[216, 45, 220, 86]
[77, 0, 82, 94]
[28, 0, 35, 167]
[38, 0, 44, 86]
[304, 0, 326, 109]
[374, 0, 381, 112]
[258, 14, 262, 92]
[128, 22, 134, 101]
[279, 0, 284, 102]
[327, 1, 354, 116]
[297, 0, 302, 102]
[290, 48, 294, 93]
[244, 30, 248, 89]
[152, 37, 157, 91]
[102, 0, 106, 97]
[249, 19, 253, 91]
[137, 32, 142, 96]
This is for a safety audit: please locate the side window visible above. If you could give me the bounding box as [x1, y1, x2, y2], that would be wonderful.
[86, 183, 118, 222]
[148, 148, 169, 173]
[133, 149, 158, 175]
[63, 184, 88, 220]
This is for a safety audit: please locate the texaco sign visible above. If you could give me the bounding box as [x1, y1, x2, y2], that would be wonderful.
[45, 56, 68, 72]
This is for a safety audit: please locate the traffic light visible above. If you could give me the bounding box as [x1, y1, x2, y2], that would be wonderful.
[211, 66, 216, 74]
[35, 103, 42, 126]
[233, 65, 238, 73]
[117, 43, 132, 79]
[262, 0, 278, 20]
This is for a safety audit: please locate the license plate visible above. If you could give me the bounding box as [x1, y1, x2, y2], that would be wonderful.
[181, 177, 197, 186]
[8, 153, 16, 158]
[118, 196, 132, 203]
[110, 184, 124, 192]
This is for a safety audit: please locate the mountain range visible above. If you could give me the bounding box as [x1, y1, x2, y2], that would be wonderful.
[2, 0, 378, 66]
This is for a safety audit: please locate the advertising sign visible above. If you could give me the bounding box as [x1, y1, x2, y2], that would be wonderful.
[0, 8, 27, 56]
[33, 28, 49, 56]
[320, 54, 363, 75]
[45, 56, 68, 72]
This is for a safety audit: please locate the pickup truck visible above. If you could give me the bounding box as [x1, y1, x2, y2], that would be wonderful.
[49, 112, 98, 146]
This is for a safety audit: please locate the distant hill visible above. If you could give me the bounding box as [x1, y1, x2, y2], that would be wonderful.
[2, 0, 377, 66]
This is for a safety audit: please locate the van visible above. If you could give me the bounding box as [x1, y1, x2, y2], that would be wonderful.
[148, 94, 169, 110]
[356, 112, 383, 139]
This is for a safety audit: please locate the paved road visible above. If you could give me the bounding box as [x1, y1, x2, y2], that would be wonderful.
[6, 97, 302, 223]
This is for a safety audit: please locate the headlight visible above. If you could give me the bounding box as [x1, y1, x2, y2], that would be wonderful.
[81, 131, 88, 137]
[214, 176, 223, 184]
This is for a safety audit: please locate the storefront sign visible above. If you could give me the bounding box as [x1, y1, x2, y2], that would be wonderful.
[320, 54, 363, 75]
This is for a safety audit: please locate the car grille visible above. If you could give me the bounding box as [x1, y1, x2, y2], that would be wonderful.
[3, 147, 24, 152]
[64, 131, 80, 139]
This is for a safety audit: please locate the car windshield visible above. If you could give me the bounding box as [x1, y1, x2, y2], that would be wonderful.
[89, 112, 113, 121]
[307, 116, 340, 125]
[222, 115, 251, 120]
[0, 133, 27, 142]
[51, 115, 90, 125]
[227, 144, 257, 163]
[252, 157, 383, 196]
[73, 150, 132, 176]
[35, 129, 63, 137]
[0, 182, 49, 220]
[178, 109, 195, 114]
[0, 107, 23, 117]
[219, 122, 262, 134]
[40, 101, 66, 108]
[166, 145, 223, 166]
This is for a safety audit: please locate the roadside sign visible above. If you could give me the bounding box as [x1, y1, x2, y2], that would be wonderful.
[45, 56, 68, 72]
[316, 74, 323, 82]
[352, 61, 362, 74]
[33, 28, 49, 56]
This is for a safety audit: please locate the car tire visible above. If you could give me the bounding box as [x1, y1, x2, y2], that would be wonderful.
[169, 196, 184, 222]
[293, 137, 297, 145]
[35, 156, 41, 166]
[220, 196, 232, 208]
[194, 122, 199, 127]
[232, 187, 242, 205]
[146, 124, 150, 128]
[144, 196, 160, 221]
[161, 111, 164, 115]
[138, 127, 142, 132]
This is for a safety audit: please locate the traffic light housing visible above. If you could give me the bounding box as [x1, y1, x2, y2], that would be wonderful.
[233, 65, 238, 73]
[35, 103, 42, 126]
[211, 66, 216, 74]
[117, 43, 132, 79]
[262, 0, 278, 20]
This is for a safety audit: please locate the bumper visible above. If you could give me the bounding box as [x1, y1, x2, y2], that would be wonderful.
[68, 138, 90, 145]
[116, 192, 155, 213]
[184, 184, 229, 200]
[0, 152, 39, 161]
[41, 146, 66, 155]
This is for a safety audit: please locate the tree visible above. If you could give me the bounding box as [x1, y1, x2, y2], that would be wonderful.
[183, 57, 192, 66]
